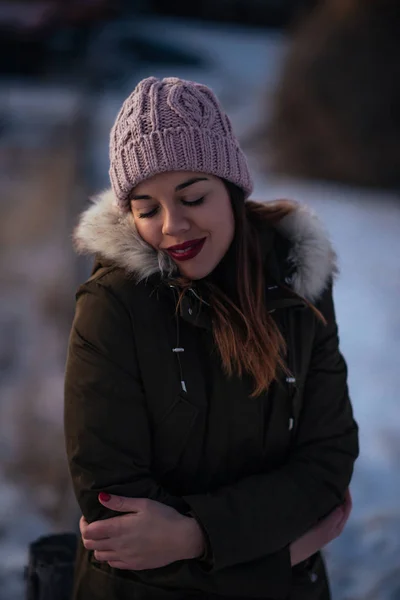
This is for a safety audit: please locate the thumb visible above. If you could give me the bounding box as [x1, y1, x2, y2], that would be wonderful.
[98, 492, 141, 513]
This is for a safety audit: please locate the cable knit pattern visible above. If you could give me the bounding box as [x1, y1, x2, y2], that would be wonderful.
[109, 76, 253, 210]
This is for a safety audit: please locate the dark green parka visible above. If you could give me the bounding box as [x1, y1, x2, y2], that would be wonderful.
[64, 190, 359, 600]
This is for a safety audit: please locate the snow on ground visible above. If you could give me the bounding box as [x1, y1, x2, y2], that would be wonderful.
[255, 176, 400, 599]
[1, 15, 399, 600]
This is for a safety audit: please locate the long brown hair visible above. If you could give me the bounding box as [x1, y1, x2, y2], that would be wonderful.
[175, 182, 301, 397]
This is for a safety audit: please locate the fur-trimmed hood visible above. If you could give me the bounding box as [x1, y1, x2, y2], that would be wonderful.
[74, 189, 337, 302]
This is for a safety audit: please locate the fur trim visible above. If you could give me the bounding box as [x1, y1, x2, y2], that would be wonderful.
[74, 189, 337, 300]
[276, 204, 338, 301]
[74, 189, 175, 281]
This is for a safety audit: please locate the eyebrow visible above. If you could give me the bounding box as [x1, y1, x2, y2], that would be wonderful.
[130, 177, 208, 200]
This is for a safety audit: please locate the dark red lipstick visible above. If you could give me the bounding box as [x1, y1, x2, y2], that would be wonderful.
[166, 238, 206, 261]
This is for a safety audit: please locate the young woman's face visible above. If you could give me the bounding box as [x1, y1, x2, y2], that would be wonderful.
[130, 171, 235, 279]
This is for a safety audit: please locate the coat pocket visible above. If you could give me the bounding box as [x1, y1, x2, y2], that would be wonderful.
[152, 393, 199, 474]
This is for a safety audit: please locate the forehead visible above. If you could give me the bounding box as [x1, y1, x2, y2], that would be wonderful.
[133, 171, 218, 195]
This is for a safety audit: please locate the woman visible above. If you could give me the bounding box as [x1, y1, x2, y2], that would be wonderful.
[64, 76, 359, 600]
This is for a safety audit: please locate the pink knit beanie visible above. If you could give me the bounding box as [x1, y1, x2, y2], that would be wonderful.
[109, 76, 253, 210]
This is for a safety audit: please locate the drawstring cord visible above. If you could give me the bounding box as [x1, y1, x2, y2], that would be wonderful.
[169, 282, 210, 394]
[170, 285, 187, 393]
[283, 309, 297, 436]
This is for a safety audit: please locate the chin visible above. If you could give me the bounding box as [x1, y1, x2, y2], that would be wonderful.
[178, 262, 214, 280]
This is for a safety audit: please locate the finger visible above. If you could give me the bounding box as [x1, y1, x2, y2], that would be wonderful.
[98, 493, 146, 513]
[319, 505, 343, 530]
[83, 522, 112, 541]
[339, 491, 353, 526]
[344, 489, 353, 513]
[108, 561, 131, 570]
[94, 550, 119, 562]
[314, 505, 344, 541]
[79, 516, 87, 537]
[83, 537, 116, 552]
[85, 514, 130, 541]
[334, 499, 353, 536]
[334, 512, 347, 535]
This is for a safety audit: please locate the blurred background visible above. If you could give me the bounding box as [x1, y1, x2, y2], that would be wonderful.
[1, 1, 399, 598]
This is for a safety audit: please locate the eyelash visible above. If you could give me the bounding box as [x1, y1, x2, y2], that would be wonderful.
[138, 196, 205, 219]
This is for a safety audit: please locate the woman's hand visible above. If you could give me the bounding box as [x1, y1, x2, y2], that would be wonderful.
[290, 489, 352, 566]
[80, 493, 205, 571]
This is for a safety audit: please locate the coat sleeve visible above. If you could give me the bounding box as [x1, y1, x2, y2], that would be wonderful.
[64, 280, 189, 523]
[183, 284, 359, 571]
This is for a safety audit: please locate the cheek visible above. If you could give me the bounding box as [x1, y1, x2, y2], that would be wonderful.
[134, 218, 159, 248]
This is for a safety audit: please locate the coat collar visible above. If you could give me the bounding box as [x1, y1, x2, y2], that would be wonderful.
[74, 188, 337, 303]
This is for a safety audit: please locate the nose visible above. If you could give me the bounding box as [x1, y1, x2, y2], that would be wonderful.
[162, 207, 190, 237]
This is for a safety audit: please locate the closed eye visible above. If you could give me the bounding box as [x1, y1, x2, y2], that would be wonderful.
[138, 197, 205, 219]
[138, 207, 158, 219]
[181, 196, 205, 207]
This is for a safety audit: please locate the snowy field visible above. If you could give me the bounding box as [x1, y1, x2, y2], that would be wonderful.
[1, 16, 399, 600]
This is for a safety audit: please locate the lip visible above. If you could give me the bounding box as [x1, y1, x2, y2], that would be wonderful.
[165, 237, 206, 262]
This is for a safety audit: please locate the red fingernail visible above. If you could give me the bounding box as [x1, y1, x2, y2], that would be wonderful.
[99, 492, 111, 502]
